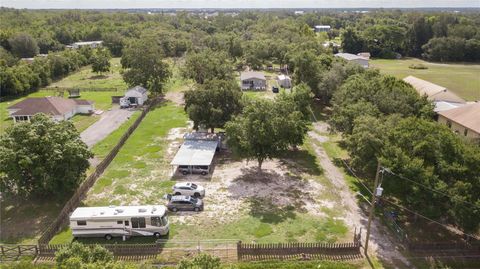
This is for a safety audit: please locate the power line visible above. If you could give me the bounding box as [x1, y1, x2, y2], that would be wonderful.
[381, 197, 479, 240]
[382, 168, 480, 209]
[341, 160, 479, 240]
[341, 159, 373, 196]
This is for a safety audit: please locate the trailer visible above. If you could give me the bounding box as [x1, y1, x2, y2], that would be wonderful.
[70, 205, 169, 240]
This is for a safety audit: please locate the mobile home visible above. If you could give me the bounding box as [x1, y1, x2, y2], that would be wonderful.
[70, 205, 169, 240]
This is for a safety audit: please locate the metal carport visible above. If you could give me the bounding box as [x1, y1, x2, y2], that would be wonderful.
[170, 140, 218, 174]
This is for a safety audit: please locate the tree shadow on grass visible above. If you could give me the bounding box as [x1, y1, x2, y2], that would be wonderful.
[0, 195, 67, 244]
[278, 149, 323, 176]
[229, 167, 314, 224]
[89, 75, 109, 80]
[247, 197, 296, 224]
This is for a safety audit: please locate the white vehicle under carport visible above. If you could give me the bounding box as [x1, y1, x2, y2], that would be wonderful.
[70, 205, 169, 240]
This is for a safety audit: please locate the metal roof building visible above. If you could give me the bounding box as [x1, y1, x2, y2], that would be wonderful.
[403, 76, 466, 104]
[170, 140, 218, 166]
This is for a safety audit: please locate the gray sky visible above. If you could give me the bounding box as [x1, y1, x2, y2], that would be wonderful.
[2, 0, 479, 9]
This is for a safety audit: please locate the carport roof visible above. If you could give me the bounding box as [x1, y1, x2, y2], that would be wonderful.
[170, 140, 218, 166]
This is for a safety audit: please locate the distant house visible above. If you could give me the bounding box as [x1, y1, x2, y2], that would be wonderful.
[314, 25, 331, 32]
[402, 76, 466, 112]
[240, 71, 267, 90]
[334, 53, 369, 68]
[124, 86, 148, 106]
[69, 41, 103, 49]
[7, 97, 94, 123]
[437, 102, 480, 140]
[357, 52, 371, 59]
[277, 74, 292, 88]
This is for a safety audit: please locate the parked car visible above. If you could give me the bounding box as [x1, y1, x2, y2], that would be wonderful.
[272, 86, 279, 93]
[172, 182, 205, 197]
[119, 97, 131, 108]
[178, 165, 209, 175]
[167, 195, 204, 212]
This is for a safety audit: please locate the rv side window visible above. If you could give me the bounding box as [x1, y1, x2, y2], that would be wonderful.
[77, 220, 87, 226]
[151, 217, 162, 227]
[117, 221, 123, 224]
[131, 217, 146, 228]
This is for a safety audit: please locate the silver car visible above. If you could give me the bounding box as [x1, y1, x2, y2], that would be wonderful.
[178, 165, 209, 175]
[167, 196, 204, 212]
[172, 182, 205, 197]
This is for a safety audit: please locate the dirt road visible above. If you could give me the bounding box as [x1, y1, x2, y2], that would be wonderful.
[80, 108, 134, 148]
[308, 122, 412, 268]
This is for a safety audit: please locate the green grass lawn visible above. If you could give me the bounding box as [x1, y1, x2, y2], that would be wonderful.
[371, 58, 480, 101]
[47, 57, 127, 90]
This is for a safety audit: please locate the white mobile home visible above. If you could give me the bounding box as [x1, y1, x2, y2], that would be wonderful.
[70, 205, 169, 240]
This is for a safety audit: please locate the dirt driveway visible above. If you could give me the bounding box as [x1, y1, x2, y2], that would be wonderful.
[80, 108, 134, 148]
[308, 122, 412, 268]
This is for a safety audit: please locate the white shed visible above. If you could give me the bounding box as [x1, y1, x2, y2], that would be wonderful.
[125, 86, 148, 106]
[277, 74, 292, 88]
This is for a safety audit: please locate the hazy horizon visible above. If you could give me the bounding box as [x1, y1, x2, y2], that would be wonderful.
[2, 0, 480, 10]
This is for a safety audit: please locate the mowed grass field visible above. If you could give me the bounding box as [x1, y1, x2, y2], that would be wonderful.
[47, 57, 127, 90]
[371, 58, 480, 101]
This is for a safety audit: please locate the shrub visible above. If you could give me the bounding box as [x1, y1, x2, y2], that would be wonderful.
[408, 63, 428, 69]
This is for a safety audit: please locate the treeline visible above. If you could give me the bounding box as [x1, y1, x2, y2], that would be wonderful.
[342, 13, 480, 61]
[0, 47, 103, 96]
[328, 71, 480, 233]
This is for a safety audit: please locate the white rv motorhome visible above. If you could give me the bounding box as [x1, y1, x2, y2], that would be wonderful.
[70, 205, 169, 240]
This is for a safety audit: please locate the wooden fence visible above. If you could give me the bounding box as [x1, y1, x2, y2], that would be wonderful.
[236, 241, 362, 261]
[37, 98, 161, 245]
[0, 245, 38, 262]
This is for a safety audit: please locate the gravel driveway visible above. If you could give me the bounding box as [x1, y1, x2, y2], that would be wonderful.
[81, 108, 134, 148]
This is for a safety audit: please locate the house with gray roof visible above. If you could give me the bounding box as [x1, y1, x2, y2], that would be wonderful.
[240, 71, 267, 90]
[335, 53, 369, 68]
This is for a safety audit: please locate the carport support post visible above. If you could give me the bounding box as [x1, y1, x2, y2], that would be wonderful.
[364, 161, 381, 256]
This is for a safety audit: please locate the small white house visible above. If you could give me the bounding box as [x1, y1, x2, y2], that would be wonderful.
[334, 53, 369, 68]
[240, 71, 267, 90]
[70, 41, 103, 49]
[277, 74, 292, 88]
[124, 86, 148, 106]
[314, 25, 331, 32]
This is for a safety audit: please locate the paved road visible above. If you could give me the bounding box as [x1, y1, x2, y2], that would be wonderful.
[81, 108, 134, 148]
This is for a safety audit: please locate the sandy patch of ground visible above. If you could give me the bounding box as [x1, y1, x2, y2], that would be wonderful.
[168, 159, 330, 226]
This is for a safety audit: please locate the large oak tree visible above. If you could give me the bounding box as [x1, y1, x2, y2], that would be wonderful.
[0, 114, 92, 197]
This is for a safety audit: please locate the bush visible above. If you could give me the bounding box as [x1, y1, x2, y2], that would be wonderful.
[177, 253, 221, 269]
[408, 63, 428, 69]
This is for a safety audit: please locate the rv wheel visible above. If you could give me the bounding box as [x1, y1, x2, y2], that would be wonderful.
[171, 207, 178, 212]
[194, 192, 200, 198]
[105, 234, 113, 240]
[154, 232, 161, 238]
[182, 171, 188, 175]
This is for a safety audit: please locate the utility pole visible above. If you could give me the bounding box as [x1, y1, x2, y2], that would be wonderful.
[364, 161, 382, 256]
